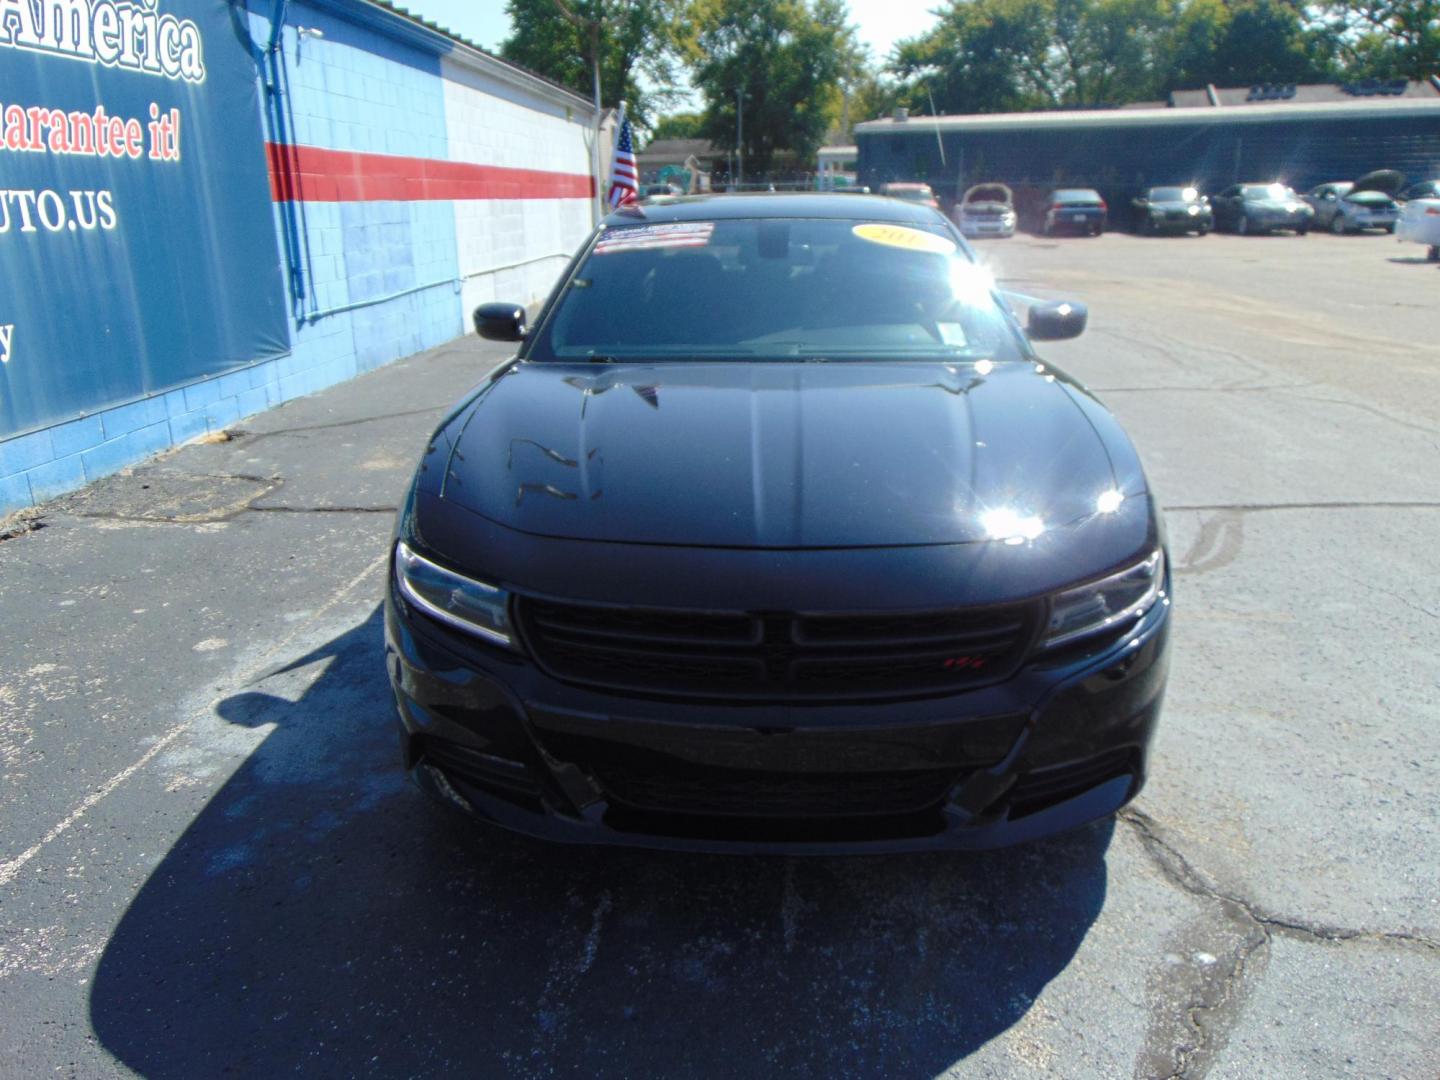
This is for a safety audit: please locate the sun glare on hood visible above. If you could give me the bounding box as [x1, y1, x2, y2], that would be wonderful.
[982, 507, 1046, 544]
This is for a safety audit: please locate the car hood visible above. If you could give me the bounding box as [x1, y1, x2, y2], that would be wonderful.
[1248, 198, 1306, 211]
[1343, 190, 1398, 206]
[434, 360, 1137, 549]
[962, 184, 1013, 206]
[1150, 200, 1206, 211]
[1351, 169, 1405, 196]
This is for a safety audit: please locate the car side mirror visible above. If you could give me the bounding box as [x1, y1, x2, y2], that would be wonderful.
[473, 302, 527, 341]
[1027, 300, 1088, 342]
[1135, 197, 1148, 205]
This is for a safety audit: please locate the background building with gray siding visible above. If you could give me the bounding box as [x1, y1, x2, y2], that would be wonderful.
[856, 81, 1440, 215]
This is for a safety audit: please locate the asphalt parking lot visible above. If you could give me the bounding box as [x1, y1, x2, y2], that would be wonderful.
[1, 227, 1436, 1078]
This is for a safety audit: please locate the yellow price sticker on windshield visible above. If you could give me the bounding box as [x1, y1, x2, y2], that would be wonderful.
[852, 223, 956, 255]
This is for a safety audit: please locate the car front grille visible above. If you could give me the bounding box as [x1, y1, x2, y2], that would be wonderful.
[596, 763, 959, 818]
[515, 597, 1038, 701]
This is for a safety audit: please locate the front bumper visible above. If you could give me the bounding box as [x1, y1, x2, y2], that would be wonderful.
[1347, 211, 1398, 230]
[1251, 211, 1311, 231]
[1149, 211, 1211, 231]
[959, 218, 1016, 238]
[385, 576, 1171, 854]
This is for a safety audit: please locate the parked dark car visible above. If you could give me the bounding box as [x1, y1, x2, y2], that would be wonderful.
[387, 194, 1171, 854]
[1041, 189, 1108, 236]
[1131, 185, 1212, 235]
[1211, 183, 1314, 235]
[1303, 171, 1403, 234]
[1399, 180, 1440, 202]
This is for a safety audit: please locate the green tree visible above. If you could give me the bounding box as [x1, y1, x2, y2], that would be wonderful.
[649, 112, 706, 140]
[1181, 0, 1336, 85]
[1165, 0, 1229, 87]
[897, 0, 1174, 111]
[1322, 0, 1440, 80]
[893, 0, 1342, 114]
[690, 0, 863, 177]
[1051, 0, 1175, 105]
[837, 70, 911, 134]
[500, 0, 685, 124]
[891, 0, 1058, 114]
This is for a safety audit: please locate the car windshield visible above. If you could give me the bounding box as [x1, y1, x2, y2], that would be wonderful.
[1053, 190, 1101, 203]
[1243, 184, 1296, 200]
[528, 217, 1024, 363]
[1148, 187, 1196, 202]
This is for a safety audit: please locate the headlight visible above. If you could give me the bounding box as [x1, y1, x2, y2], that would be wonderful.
[1041, 550, 1165, 649]
[1187, 205, 1200, 216]
[394, 540, 514, 647]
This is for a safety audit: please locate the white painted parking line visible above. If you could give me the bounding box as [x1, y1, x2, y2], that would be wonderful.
[0, 550, 389, 890]
[0, 723, 189, 888]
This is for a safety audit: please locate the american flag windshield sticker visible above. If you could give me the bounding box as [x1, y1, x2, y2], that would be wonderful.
[593, 222, 715, 255]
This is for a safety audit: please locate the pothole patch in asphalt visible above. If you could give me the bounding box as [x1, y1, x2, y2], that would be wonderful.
[62, 471, 278, 523]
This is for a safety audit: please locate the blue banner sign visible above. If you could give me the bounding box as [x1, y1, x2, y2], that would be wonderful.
[0, 0, 287, 439]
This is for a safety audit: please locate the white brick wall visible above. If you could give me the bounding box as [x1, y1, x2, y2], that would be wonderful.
[442, 60, 596, 312]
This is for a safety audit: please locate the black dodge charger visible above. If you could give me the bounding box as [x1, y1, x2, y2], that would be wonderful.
[385, 194, 1171, 853]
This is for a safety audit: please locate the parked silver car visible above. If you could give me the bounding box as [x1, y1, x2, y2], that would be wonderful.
[1303, 171, 1403, 234]
[953, 183, 1017, 239]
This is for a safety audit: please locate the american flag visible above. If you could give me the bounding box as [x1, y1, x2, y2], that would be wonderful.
[607, 114, 638, 209]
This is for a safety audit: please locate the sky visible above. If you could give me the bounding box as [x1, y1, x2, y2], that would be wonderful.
[402, 0, 943, 80]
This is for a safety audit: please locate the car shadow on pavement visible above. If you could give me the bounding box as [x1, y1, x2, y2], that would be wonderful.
[89, 607, 1113, 1078]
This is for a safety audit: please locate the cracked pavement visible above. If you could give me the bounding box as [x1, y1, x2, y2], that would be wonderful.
[1, 231, 1437, 1077]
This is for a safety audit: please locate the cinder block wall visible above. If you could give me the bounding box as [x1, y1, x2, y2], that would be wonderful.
[442, 61, 596, 319]
[256, 4, 462, 399]
[0, 2, 595, 516]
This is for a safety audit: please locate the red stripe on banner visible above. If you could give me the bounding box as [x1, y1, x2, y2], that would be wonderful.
[266, 143, 595, 203]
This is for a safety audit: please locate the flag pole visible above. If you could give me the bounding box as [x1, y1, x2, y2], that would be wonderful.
[590, 20, 602, 224]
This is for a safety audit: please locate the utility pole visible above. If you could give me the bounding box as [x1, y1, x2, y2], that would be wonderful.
[554, 0, 605, 223]
[589, 19, 602, 221]
[736, 82, 744, 189]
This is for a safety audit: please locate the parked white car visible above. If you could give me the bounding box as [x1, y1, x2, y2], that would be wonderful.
[1396, 198, 1440, 262]
[953, 183, 1017, 239]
